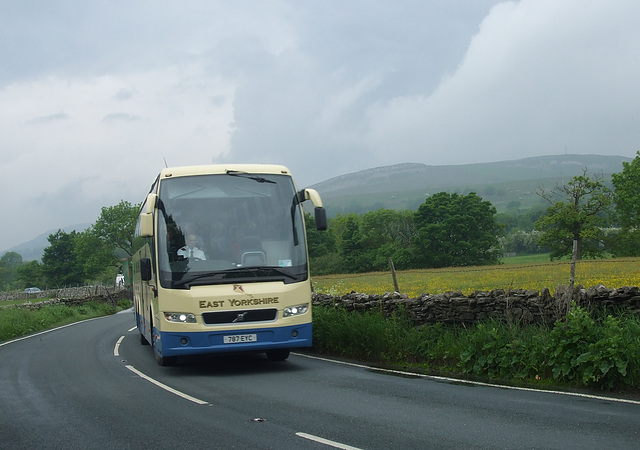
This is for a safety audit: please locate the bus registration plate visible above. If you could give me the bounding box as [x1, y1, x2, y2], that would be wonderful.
[223, 334, 257, 344]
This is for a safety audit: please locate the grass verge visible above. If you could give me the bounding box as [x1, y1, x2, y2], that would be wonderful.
[311, 304, 640, 393]
[0, 299, 132, 343]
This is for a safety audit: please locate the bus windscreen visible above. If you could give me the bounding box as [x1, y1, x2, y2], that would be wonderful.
[155, 173, 308, 289]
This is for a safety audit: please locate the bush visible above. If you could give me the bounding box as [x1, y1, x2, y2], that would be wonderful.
[546, 304, 639, 389]
[457, 320, 548, 380]
[311, 304, 640, 390]
[117, 297, 132, 310]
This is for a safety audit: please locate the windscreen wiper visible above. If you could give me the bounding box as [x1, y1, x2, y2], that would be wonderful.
[226, 170, 276, 184]
[172, 272, 221, 288]
[172, 267, 297, 288]
[220, 266, 298, 281]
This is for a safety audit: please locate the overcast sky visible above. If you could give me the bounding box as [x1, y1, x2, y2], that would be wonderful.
[1, 0, 639, 252]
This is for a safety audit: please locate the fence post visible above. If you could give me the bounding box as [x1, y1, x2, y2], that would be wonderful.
[389, 258, 400, 293]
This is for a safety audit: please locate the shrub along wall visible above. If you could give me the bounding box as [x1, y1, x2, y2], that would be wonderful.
[312, 284, 640, 325]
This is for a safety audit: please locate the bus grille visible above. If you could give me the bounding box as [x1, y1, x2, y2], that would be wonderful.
[202, 308, 278, 325]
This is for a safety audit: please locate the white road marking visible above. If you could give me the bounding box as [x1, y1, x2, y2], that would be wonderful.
[294, 352, 640, 406]
[125, 364, 209, 405]
[114, 335, 124, 356]
[296, 432, 362, 450]
[0, 317, 102, 347]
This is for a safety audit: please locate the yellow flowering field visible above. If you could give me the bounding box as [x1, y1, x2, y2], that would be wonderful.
[311, 257, 640, 297]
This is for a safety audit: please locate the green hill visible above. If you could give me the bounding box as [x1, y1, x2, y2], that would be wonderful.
[310, 154, 631, 215]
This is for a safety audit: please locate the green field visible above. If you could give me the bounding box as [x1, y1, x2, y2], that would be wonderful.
[312, 256, 640, 297]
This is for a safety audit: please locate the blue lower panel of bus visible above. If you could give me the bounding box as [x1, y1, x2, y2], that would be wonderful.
[157, 323, 312, 357]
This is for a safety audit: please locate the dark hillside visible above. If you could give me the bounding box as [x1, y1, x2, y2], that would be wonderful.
[310, 154, 630, 215]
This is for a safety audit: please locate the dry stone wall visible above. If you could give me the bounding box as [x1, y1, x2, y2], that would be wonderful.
[312, 284, 640, 325]
[0, 285, 131, 309]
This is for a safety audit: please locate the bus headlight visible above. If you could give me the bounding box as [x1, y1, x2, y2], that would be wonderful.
[165, 312, 197, 323]
[283, 303, 309, 317]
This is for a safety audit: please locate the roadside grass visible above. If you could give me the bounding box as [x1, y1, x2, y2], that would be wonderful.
[0, 299, 132, 343]
[312, 304, 640, 392]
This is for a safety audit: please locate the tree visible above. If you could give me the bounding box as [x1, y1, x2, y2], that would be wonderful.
[501, 230, 544, 255]
[413, 192, 502, 268]
[41, 230, 85, 287]
[0, 251, 23, 290]
[18, 260, 46, 289]
[359, 209, 417, 270]
[90, 200, 139, 258]
[74, 230, 115, 282]
[305, 212, 341, 276]
[535, 171, 612, 261]
[611, 151, 640, 256]
[75, 200, 140, 281]
[339, 214, 366, 272]
[304, 212, 335, 258]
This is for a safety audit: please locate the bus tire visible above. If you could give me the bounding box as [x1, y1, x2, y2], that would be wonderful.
[155, 351, 177, 367]
[148, 311, 176, 366]
[266, 349, 290, 361]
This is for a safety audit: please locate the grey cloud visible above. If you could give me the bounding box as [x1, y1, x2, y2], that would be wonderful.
[216, 1, 501, 185]
[113, 88, 135, 101]
[210, 95, 227, 107]
[25, 112, 69, 125]
[102, 113, 142, 124]
[27, 177, 101, 234]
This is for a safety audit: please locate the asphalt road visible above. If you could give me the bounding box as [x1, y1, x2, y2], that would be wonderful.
[1, 310, 639, 449]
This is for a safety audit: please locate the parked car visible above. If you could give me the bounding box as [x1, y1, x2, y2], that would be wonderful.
[24, 287, 42, 293]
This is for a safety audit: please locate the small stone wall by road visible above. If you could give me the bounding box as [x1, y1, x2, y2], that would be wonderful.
[312, 284, 640, 326]
[1, 285, 131, 310]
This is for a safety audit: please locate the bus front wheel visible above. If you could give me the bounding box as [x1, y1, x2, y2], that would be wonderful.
[155, 351, 177, 366]
[266, 349, 290, 361]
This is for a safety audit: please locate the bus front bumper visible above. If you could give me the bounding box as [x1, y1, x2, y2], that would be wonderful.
[155, 323, 312, 357]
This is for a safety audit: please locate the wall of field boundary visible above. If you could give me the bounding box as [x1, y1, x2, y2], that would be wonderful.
[0, 285, 131, 310]
[4, 283, 640, 323]
[312, 284, 640, 325]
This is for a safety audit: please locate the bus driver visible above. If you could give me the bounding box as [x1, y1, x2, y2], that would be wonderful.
[177, 234, 207, 260]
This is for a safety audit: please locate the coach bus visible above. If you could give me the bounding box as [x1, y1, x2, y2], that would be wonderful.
[132, 164, 326, 366]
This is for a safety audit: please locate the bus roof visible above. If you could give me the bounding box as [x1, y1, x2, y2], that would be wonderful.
[159, 164, 292, 179]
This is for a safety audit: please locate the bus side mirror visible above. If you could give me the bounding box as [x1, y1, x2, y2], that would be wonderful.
[315, 207, 327, 231]
[300, 188, 327, 230]
[140, 258, 152, 281]
[139, 193, 157, 237]
[140, 213, 153, 237]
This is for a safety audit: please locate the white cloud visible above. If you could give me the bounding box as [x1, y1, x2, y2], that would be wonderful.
[0, 64, 235, 249]
[362, 0, 640, 165]
[1, 0, 639, 251]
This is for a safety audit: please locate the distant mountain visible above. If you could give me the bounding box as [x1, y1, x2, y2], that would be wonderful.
[309, 154, 632, 215]
[1, 223, 91, 262]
